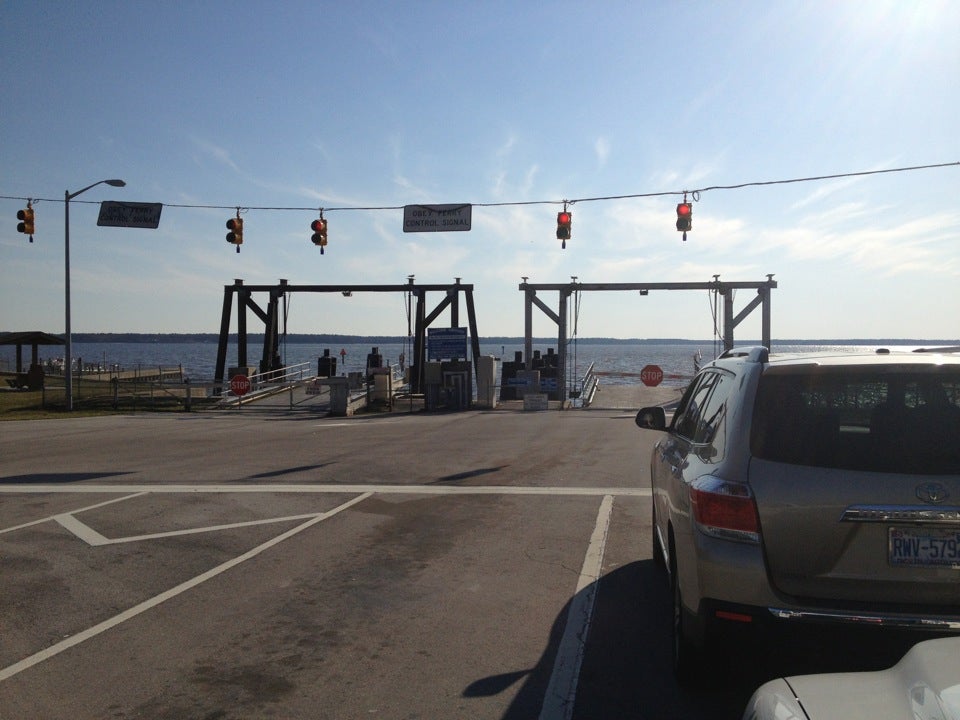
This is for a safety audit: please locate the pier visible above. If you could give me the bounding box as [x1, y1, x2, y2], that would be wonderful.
[69, 365, 184, 383]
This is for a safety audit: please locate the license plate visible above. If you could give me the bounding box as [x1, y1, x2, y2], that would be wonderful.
[889, 527, 960, 568]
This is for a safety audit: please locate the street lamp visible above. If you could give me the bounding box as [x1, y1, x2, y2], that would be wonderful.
[64, 178, 126, 411]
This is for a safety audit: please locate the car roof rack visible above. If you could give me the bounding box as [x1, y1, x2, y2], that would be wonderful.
[913, 346, 960, 353]
[718, 346, 769, 363]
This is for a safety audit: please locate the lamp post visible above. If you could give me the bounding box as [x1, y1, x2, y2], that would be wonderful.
[64, 178, 126, 411]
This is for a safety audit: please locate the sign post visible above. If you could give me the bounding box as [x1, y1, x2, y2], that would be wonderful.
[230, 374, 251, 399]
[640, 365, 664, 387]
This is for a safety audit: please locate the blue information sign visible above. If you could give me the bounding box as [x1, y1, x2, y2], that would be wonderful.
[428, 328, 468, 360]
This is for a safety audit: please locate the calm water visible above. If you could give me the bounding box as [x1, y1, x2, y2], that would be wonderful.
[1, 340, 940, 388]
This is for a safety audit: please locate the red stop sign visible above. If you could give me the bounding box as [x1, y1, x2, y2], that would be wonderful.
[640, 364, 663, 387]
[230, 374, 251, 396]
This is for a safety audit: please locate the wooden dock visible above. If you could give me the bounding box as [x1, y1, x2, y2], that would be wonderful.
[75, 366, 184, 383]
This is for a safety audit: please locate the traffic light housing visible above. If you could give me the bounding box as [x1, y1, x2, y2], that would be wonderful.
[17, 204, 35, 242]
[226, 214, 244, 253]
[311, 217, 328, 253]
[676, 202, 692, 240]
[556, 210, 572, 248]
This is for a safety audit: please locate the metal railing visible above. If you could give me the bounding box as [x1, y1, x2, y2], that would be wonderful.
[215, 362, 314, 408]
[569, 362, 599, 407]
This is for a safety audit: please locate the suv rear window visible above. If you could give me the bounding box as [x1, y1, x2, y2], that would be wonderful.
[751, 367, 960, 474]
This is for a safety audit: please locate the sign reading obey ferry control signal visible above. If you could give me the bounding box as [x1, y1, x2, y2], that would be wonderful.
[403, 204, 471, 232]
[97, 201, 163, 229]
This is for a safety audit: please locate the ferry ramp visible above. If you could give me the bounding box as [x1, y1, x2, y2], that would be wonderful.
[583, 382, 684, 411]
[229, 377, 683, 414]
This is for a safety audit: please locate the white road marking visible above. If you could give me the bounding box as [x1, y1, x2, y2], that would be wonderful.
[54, 514, 111, 545]
[56, 511, 341, 546]
[0, 484, 650, 497]
[0, 492, 372, 683]
[539, 494, 614, 720]
[0, 492, 146, 536]
[314, 420, 405, 428]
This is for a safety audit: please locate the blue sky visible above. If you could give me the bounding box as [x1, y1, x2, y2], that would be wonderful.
[2, 1, 958, 340]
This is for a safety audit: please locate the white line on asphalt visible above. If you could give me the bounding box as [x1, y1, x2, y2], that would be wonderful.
[314, 420, 405, 428]
[539, 494, 614, 720]
[56, 511, 341, 546]
[0, 492, 147, 536]
[0, 484, 651, 497]
[54, 514, 111, 545]
[0, 492, 372, 683]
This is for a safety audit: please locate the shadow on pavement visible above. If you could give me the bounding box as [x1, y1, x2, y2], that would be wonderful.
[0, 471, 133, 484]
[466, 560, 934, 720]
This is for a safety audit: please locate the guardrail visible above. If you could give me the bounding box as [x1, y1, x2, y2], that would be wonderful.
[568, 362, 599, 407]
[217, 362, 314, 408]
[247, 361, 312, 389]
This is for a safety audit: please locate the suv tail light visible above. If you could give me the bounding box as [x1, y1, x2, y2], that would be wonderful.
[690, 476, 760, 543]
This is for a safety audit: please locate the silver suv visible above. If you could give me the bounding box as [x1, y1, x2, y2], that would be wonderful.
[635, 347, 960, 678]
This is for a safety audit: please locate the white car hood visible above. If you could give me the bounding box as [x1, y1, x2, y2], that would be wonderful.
[743, 638, 960, 720]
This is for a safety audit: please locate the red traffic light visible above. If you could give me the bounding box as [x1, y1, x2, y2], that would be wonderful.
[556, 211, 572, 247]
[676, 202, 692, 239]
[311, 217, 328, 252]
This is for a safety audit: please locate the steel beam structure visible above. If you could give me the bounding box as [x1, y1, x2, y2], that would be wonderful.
[214, 279, 480, 394]
[519, 276, 778, 401]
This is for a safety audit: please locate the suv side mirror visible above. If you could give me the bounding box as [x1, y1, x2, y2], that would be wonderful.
[635, 406, 667, 430]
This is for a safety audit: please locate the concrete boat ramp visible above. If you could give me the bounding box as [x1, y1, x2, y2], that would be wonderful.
[233, 376, 683, 414]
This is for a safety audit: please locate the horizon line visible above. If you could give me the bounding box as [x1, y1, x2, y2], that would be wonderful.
[8, 331, 957, 345]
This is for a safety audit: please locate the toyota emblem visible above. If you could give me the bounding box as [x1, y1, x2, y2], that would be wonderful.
[916, 482, 950, 505]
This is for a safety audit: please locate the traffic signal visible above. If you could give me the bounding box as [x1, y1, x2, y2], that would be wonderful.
[311, 217, 328, 253]
[226, 214, 244, 253]
[676, 202, 692, 240]
[17, 203, 34, 242]
[556, 210, 572, 249]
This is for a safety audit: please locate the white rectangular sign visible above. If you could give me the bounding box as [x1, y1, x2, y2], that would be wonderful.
[403, 204, 472, 233]
[97, 201, 163, 229]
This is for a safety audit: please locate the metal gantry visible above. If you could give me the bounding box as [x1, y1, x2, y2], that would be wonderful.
[214, 278, 480, 394]
[519, 276, 778, 401]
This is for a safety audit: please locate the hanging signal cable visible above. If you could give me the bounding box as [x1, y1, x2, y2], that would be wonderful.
[5, 161, 956, 212]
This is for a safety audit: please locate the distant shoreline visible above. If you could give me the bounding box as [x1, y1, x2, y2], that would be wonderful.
[9, 332, 957, 346]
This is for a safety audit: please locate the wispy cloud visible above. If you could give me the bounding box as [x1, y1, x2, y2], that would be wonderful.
[496, 134, 517, 158]
[761, 214, 960, 278]
[189, 136, 241, 173]
[790, 176, 864, 210]
[393, 174, 434, 202]
[298, 187, 378, 208]
[595, 137, 610, 168]
[489, 163, 539, 201]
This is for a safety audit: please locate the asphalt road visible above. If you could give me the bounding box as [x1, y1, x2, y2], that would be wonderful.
[0, 404, 921, 719]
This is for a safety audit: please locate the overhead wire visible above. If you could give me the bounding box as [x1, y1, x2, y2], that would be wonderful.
[2, 161, 956, 212]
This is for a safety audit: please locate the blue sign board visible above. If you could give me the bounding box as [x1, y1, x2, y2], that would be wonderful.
[428, 327, 468, 360]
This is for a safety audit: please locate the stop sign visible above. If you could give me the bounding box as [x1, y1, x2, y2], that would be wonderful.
[640, 364, 663, 387]
[229, 374, 251, 396]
